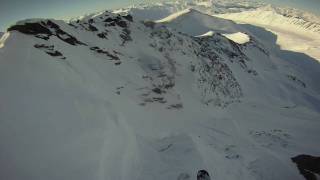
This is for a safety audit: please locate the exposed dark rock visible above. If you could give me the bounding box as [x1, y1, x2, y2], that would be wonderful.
[34, 43, 65, 59]
[116, 20, 127, 28]
[164, 82, 175, 89]
[97, 32, 108, 39]
[248, 69, 258, 76]
[46, 50, 63, 57]
[152, 97, 166, 103]
[90, 46, 100, 50]
[152, 88, 162, 94]
[58, 34, 84, 46]
[143, 21, 156, 29]
[8, 20, 86, 46]
[46, 20, 60, 29]
[68, 23, 78, 29]
[90, 46, 120, 61]
[88, 24, 98, 32]
[108, 22, 116, 26]
[104, 18, 114, 22]
[288, 75, 306, 88]
[123, 14, 133, 22]
[104, 15, 131, 28]
[8, 22, 52, 35]
[292, 154, 320, 180]
[197, 170, 211, 180]
[34, 44, 54, 50]
[167, 103, 183, 110]
[88, 19, 94, 24]
[120, 28, 132, 45]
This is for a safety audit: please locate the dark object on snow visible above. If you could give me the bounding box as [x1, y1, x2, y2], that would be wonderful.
[291, 154, 320, 180]
[152, 88, 162, 94]
[143, 21, 156, 29]
[46, 50, 63, 57]
[88, 24, 98, 32]
[197, 170, 211, 180]
[123, 14, 133, 22]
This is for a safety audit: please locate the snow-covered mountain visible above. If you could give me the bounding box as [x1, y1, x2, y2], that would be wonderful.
[217, 5, 320, 35]
[125, 1, 320, 36]
[0, 3, 319, 180]
[216, 4, 320, 61]
[117, 0, 263, 22]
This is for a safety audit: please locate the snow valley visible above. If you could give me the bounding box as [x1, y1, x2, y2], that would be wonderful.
[0, 1, 319, 180]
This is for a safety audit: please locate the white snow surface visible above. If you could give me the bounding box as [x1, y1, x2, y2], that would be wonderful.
[195, 30, 215, 37]
[223, 32, 250, 44]
[0, 3, 320, 180]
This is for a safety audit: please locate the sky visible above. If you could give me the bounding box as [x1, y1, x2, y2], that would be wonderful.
[0, 0, 319, 31]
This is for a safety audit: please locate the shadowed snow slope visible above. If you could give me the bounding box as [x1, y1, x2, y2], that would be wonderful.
[0, 8, 319, 180]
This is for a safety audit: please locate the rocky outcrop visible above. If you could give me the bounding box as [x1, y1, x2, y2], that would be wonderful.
[292, 154, 320, 180]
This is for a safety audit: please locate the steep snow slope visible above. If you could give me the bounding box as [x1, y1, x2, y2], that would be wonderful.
[0, 8, 319, 180]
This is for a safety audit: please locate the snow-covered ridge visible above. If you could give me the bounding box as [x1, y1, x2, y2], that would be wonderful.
[259, 4, 320, 24]
[120, 0, 263, 22]
[217, 5, 320, 36]
[155, 8, 193, 23]
[122, 1, 320, 37]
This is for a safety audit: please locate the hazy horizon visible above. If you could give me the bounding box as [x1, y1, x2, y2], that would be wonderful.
[0, 0, 319, 31]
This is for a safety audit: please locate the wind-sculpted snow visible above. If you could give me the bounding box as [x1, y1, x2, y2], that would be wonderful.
[0, 7, 320, 180]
